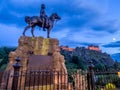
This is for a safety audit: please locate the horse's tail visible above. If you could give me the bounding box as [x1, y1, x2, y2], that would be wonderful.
[25, 16, 30, 24]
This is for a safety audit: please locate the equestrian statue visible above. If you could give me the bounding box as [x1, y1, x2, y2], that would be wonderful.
[23, 4, 61, 38]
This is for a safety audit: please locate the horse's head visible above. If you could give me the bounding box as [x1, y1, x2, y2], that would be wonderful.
[25, 16, 30, 23]
[53, 13, 61, 20]
[50, 13, 61, 20]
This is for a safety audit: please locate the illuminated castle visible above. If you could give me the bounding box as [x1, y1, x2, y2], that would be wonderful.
[88, 45, 101, 52]
[60, 46, 74, 52]
[60, 45, 101, 52]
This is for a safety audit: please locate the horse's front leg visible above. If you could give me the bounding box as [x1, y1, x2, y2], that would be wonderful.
[47, 27, 52, 38]
[47, 29, 50, 38]
[31, 27, 35, 37]
[23, 25, 30, 36]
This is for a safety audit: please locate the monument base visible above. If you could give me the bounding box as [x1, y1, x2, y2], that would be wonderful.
[1, 36, 67, 89]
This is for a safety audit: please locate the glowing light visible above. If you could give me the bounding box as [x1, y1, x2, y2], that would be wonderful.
[112, 38, 116, 41]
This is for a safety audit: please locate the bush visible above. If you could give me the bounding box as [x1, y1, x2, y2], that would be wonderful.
[106, 83, 116, 90]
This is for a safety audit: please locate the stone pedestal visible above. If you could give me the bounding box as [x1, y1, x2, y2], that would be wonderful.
[1, 36, 67, 89]
[6, 36, 67, 70]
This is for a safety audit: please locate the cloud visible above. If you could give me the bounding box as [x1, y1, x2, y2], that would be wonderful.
[0, 10, 25, 27]
[0, 0, 119, 35]
[102, 41, 120, 48]
[90, 19, 119, 33]
[9, 0, 59, 6]
[74, 0, 109, 15]
[60, 27, 112, 44]
[51, 0, 119, 35]
[0, 1, 26, 27]
[0, 0, 120, 54]
[51, 28, 70, 40]
[0, 23, 22, 46]
[60, 39, 101, 48]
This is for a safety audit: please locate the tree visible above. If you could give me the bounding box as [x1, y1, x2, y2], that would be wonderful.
[71, 56, 86, 70]
[0, 47, 16, 70]
[94, 63, 106, 71]
[71, 55, 79, 65]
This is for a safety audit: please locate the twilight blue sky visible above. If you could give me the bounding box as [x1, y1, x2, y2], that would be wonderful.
[0, 0, 120, 54]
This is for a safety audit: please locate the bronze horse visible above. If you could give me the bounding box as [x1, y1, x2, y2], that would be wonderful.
[23, 13, 61, 38]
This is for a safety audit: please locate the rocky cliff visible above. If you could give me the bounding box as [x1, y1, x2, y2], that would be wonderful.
[61, 47, 114, 69]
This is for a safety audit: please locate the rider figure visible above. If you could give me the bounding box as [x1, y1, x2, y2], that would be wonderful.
[40, 4, 48, 31]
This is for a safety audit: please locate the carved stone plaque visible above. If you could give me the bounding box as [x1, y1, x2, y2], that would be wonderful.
[28, 55, 53, 70]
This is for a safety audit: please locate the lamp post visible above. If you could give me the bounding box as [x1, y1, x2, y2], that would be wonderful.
[12, 57, 22, 90]
[88, 61, 95, 90]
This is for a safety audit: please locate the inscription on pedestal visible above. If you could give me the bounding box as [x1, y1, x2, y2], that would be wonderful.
[28, 55, 53, 70]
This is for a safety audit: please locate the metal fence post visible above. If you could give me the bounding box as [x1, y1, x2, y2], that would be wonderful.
[89, 61, 95, 90]
[12, 57, 22, 90]
[87, 72, 90, 90]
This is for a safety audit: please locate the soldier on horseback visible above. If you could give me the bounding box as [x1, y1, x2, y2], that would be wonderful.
[40, 4, 48, 31]
[23, 4, 61, 38]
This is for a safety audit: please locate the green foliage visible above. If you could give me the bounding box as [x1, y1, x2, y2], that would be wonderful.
[71, 55, 87, 70]
[0, 64, 7, 70]
[63, 53, 87, 70]
[94, 63, 106, 71]
[65, 60, 78, 69]
[95, 74, 120, 88]
[112, 76, 120, 88]
[71, 56, 79, 64]
[0, 47, 16, 70]
[113, 61, 120, 70]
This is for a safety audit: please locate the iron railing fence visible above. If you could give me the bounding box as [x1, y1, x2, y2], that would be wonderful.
[0, 59, 120, 90]
[0, 69, 88, 90]
[94, 70, 120, 90]
[0, 71, 4, 87]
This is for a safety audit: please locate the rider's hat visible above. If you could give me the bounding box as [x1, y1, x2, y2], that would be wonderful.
[41, 4, 45, 9]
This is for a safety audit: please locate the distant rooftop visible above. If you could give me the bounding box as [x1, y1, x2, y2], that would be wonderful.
[60, 46, 74, 52]
[88, 45, 101, 52]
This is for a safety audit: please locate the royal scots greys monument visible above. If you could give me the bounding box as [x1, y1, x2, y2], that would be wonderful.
[1, 4, 67, 90]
